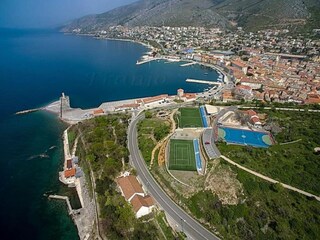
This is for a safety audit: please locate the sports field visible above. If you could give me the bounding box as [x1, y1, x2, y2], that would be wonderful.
[169, 139, 197, 171]
[178, 108, 203, 128]
[218, 127, 273, 148]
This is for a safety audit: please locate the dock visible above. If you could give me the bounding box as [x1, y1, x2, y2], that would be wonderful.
[48, 194, 80, 215]
[136, 57, 161, 65]
[186, 78, 222, 85]
[15, 108, 41, 115]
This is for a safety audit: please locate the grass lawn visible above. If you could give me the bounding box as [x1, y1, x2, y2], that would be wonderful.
[169, 139, 196, 171]
[178, 108, 203, 128]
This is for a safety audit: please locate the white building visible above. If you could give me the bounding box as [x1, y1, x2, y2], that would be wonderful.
[116, 175, 154, 218]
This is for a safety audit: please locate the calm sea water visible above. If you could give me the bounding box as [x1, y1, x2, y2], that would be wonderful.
[0, 29, 218, 239]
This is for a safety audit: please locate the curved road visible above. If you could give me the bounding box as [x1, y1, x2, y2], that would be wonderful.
[128, 114, 220, 240]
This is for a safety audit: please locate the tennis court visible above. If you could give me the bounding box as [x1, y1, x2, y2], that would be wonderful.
[169, 139, 197, 171]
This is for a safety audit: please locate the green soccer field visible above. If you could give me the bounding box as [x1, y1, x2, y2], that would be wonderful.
[178, 108, 203, 128]
[169, 139, 196, 171]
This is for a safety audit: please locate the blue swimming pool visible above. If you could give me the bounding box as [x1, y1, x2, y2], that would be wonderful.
[218, 127, 273, 148]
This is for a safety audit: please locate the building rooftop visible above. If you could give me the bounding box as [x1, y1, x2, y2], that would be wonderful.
[64, 168, 76, 178]
[93, 109, 104, 115]
[130, 195, 154, 213]
[116, 175, 144, 201]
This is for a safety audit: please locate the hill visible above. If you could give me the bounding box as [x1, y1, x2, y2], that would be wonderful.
[62, 0, 320, 32]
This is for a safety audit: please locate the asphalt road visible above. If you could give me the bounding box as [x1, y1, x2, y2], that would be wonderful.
[128, 114, 220, 240]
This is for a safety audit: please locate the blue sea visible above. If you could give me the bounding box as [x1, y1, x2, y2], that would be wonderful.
[0, 29, 218, 239]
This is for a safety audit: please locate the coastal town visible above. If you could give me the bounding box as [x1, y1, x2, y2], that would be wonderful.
[33, 23, 320, 239]
[73, 25, 320, 105]
[3, 0, 320, 240]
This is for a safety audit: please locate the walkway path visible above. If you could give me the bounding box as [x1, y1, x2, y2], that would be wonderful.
[150, 109, 177, 166]
[63, 127, 72, 160]
[71, 136, 79, 157]
[78, 129, 103, 240]
[280, 139, 302, 145]
[48, 195, 80, 215]
[220, 155, 320, 201]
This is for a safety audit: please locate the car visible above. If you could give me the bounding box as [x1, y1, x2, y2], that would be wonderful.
[205, 141, 210, 145]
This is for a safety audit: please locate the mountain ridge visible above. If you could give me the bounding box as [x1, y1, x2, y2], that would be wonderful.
[62, 0, 320, 32]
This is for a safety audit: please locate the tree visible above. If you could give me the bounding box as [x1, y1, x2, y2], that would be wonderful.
[145, 111, 152, 118]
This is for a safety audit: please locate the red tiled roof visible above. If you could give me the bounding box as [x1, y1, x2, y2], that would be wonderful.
[251, 116, 261, 123]
[183, 93, 196, 99]
[130, 195, 154, 213]
[64, 168, 76, 178]
[116, 175, 144, 200]
[93, 109, 104, 115]
[232, 60, 247, 68]
[237, 85, 252, 90]
[304, 95, 320, 104]
[142, 94, 168, 104]
[247, 110, 257, 116]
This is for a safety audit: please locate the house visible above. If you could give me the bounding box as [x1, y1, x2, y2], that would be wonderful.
[231, 60, 248, 74]
[64, 168, 76, 178]
[130, 195, 154, 218]
[93, 109, 104, 115]
[304, 94, 320, 104]
[139, 94, 169, 107]
[66, 159, 73, 169]
[64, 168, 76, 184]
[234, 85, 253, 100]
[116, 175, 155, 218]
[246, 110, 262, 127]
[181, 93, 197, 102]
[222, 90, 236, 102]
[116, 175, 144, 201]
[115, 103, 140, 112]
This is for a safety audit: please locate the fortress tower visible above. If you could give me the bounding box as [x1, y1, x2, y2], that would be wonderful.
[60, 92, 70, 118]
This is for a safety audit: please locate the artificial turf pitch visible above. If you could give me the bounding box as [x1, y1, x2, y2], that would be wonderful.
[169, 139, 197, 171]
[178, 108, 203, 128]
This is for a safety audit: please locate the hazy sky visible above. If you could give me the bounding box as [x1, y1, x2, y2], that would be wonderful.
[0, 0, 137, 28]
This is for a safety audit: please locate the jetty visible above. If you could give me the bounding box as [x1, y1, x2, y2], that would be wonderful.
[181, 62, 196, 67]
[136, 57, 161, 65]
[15, 108, 42, 115]
[186, 78, 222, 85]
[48, 195, 80, 215]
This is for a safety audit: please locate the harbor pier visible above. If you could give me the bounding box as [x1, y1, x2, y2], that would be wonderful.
[186, 78, 222, 85]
